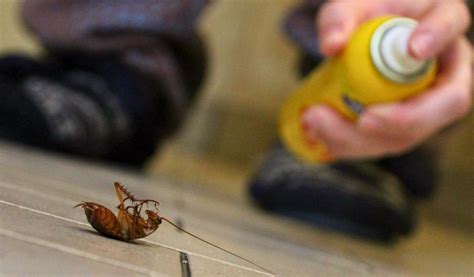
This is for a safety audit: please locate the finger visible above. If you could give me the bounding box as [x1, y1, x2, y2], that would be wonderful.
[409, 1, 471, 59]
[302, 105, 399, 159]
[360, 38, 472, 141]
[317, 1, 375, 56]
[317, 0, 433, 56]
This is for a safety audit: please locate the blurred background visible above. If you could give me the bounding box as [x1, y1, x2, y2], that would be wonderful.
[1, 0, 473, 274]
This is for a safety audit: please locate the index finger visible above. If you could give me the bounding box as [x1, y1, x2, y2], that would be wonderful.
[317, 0, 433, 56]
[409, 0, 471, 59]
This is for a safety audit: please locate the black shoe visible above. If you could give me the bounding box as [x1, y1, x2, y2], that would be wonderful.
[0, 54, 159, 166]
[249, 144, 415, 241]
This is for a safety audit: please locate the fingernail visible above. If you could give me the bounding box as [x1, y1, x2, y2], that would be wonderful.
[410, 32, 434, 59]
[319, 19, 345, 51]
[321, 31, 345, 51]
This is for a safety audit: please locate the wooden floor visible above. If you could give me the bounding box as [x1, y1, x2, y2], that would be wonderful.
[1, 0, 473, 275]
[0, 141, 403, 276]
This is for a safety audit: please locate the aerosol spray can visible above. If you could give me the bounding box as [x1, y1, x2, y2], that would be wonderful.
[279, 16, 437, 163]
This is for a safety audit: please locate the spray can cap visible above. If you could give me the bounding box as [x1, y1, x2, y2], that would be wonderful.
[370, 17, 433, 83]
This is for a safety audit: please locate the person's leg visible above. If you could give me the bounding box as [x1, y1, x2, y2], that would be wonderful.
[0, 54, 157, 165]
[0, 0, 208, 166]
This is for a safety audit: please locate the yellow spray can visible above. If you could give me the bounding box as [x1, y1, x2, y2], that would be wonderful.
[279, 16, 437, 163]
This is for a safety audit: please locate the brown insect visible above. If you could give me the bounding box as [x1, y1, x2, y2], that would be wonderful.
[74, 182, 162, 240]
[75, 182, 273, 274]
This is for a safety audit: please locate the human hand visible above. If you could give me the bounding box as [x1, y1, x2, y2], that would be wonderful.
[302, 0, 472, 160]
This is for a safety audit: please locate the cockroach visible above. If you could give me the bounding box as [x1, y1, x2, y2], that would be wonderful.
[75, 182, 273, 275]
[74, 182, 161, 241]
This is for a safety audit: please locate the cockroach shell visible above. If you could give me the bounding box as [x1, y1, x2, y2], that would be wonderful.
[77, 202, 125, 240]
